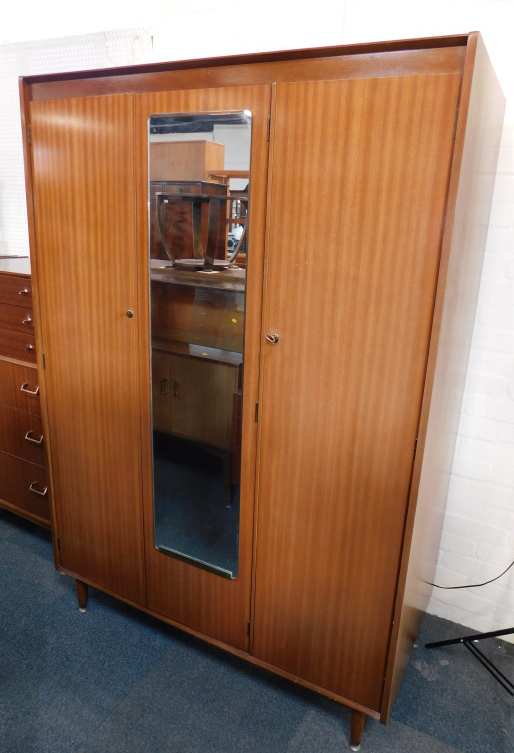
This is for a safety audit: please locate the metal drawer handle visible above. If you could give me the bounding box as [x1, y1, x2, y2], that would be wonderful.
[22, 316, 33, 326]
[264, 333, 279, 344]
[24, 344, 35, 352]
[29, 481, 48, 497]
[18, 288, 29, 296]
[20, 382, 40, 396]
[25, 430, 44, 445]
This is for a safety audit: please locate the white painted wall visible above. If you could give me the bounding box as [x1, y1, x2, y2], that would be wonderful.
[0, 29, 153, 256]
[1, 0, 513, 639]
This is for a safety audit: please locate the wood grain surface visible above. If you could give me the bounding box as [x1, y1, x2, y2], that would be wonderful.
[0, 401, 45, 466]
[0, 450, 49, 522]
[151, 349, 239, 448]
[253, 72, 461, 711]
[135, 85, 271, 649]
[0, 272, 32, 306]
[167, 354, 239, 450]
[0, 359, 40, 415]
[382, 33, 506, 718]
[149, 140, 224, 182]
[0, 328, 36, 363]
[0, 302, 34, 335]
[27, 45, 465, 102]
[151, 350, 172, 433]
[20, 34, 499, 731]
[29, 94, 145, 603]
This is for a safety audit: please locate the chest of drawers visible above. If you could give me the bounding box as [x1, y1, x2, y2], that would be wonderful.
[0, 261, 49, 526]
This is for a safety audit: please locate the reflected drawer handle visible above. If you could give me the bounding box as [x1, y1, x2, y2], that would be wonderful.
[20, 382, 40, 396]
[173, 380, 179, 397]
[160, 379, 168, 395]
[29, 482, 48, 497]
[22, 316, 33, 326]
[24, 344, 35, 352]
[25, 430, 44, 445]
[18, 288, 29, 296]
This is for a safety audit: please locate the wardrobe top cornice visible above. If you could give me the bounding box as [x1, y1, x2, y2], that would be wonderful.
[20, 32, 472, 98]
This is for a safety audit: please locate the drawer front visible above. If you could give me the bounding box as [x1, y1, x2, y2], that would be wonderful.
[0, 329, 36, 363]
[0, 274, 32, 307]
[0, 359, 40, 415]
[0, 301, 34, 334]
[0, 451, 49, 523]
[0, 402, 45, 466]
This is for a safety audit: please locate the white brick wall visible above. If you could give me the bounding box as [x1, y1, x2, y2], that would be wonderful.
[428, 121, 514, 638]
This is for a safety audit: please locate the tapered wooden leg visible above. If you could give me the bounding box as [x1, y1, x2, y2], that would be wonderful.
[75, 580, 88, 612]
[349, 710, 366, 751]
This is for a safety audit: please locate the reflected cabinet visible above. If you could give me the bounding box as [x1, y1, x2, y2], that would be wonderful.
[21, 33, 504, 749]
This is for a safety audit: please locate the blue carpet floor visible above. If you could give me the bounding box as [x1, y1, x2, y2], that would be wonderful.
[1, 508, 513, 753]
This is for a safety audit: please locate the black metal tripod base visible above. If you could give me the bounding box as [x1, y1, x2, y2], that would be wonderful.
[426, 627, 514, 696]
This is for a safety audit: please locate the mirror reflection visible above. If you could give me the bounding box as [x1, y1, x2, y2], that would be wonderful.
[149, 111, 252, 578]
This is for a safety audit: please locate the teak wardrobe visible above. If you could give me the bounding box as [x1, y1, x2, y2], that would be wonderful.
[20, 33, 504, 749]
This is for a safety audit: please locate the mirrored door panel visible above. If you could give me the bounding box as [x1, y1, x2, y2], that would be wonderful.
[138, 84, 270, 650]
[149, 111, 252, 579]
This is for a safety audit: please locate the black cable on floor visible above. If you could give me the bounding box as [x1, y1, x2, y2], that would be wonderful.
[427, 556, 514, 589]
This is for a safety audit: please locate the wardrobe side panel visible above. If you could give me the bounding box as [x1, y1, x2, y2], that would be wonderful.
[253, 73, 461, 711]
[29, 94, 145, 604]
[383, 35, 506, 718]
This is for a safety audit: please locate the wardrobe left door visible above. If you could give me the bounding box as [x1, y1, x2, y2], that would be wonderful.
[29, 94, 145, 604]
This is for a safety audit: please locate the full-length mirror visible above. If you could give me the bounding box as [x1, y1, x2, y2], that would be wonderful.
[148, 111, 252, 578]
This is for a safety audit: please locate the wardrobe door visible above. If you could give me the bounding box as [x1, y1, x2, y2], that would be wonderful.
[253, 73, 461, 710]
[136, 86, 270, 649]
[30, 94, 145, 603]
